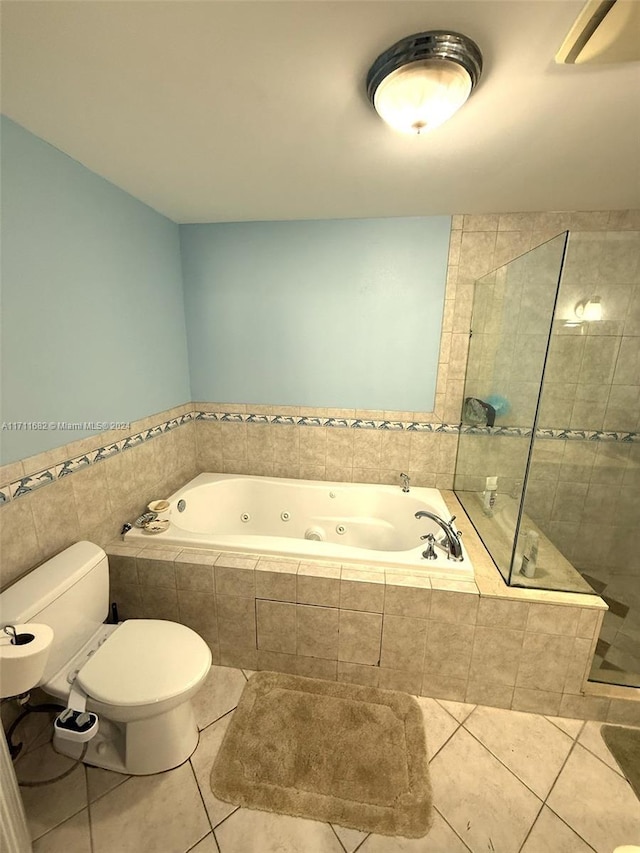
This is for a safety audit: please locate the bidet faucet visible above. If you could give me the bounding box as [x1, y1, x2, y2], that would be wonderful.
[415, 511, 463, 561]
[400, 473, 410, 493]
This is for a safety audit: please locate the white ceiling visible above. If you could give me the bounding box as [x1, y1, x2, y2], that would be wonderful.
[2, 0, 639, 223]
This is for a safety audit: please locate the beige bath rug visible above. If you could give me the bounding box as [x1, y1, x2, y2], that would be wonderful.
[210, 671, 432, 838]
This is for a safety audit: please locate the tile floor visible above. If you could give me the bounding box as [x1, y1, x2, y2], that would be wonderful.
[12, 665, 640, 853]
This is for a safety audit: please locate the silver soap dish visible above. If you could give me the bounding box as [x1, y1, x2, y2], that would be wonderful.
[134, 512, 157, 528]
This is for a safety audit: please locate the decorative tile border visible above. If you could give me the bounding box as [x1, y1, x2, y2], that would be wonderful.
[2, 408, 637, 507]
[460, 424, 639, 442]
[197, 411, 460, 433]
[3, 412, 194, 506]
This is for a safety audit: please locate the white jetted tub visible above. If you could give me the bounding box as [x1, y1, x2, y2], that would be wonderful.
[126, 473, 474, 579]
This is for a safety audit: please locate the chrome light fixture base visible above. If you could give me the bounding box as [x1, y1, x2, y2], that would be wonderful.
[366, 31, 483, 134]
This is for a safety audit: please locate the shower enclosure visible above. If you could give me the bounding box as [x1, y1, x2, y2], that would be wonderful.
[454, 228, 640, 690]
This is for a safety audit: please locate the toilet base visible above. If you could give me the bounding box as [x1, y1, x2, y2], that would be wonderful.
[54, 700, 200, 775]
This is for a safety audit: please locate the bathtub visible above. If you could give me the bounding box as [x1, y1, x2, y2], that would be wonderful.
[125, 473, 474, 579]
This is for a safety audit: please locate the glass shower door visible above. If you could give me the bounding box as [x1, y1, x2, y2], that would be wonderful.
[454, 233, 581, 589]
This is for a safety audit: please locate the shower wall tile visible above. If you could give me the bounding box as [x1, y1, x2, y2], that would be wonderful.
[517, 633, 575, 693]
[470, 626, 524, 686]
[338, 610, 382, 665]
[177, 590, 217, 650]
[0, 496, 45, 589]
[215, 563, 256, 597]
[137, 552, 177, 589]
[297, 656, 337, 681]
[420, 673, 468, 702]
[378, 668, 422, 694]
[217, 594, 257, 652]
[337, 660, 380, 687]
[296, 604, 339, 660]
[256, 600, 296, 654]
[380, 614, 428, 672]
[340, 569, 385, 613]
[255, 565, 297, 603]
[423, 622, 474, 680]
[140, 586, 179, 621]
[511, 687, 563, 716]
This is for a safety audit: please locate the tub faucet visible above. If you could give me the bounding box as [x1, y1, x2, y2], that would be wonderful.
[415, 511, 463, 561]
[400, 473, 410, 493]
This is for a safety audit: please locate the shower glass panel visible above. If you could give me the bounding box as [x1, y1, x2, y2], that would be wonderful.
[455, 228, 640, 690]
[529, 229, 640, 688]
[455, 234, 580, 590]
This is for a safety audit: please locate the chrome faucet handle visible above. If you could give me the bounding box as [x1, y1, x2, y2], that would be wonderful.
[421, 533, 437, 560]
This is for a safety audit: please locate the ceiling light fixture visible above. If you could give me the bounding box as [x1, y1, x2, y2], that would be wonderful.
[366, 31, 483, 135]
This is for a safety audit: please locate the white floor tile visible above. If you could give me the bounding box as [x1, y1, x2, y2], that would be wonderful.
[189, 833, 220, 853]
[32, 808, 91, 853]
[520, 807, 595, 853]
[577, 721, 625, 776]
[16, 742, 87, 841]
[545, 716, 586, 739]
[464, 705, 573, 798]
[547, 744, 640, 853]
[191, 713, 238, 828]
[215, 808, 344, 853]
[86, 765, 130, 802]
[430, 727, 542, 853]
[435, 699, 476, 724]
[359, 810, 471, 852]
[331, 822, 369, 852]
[192, 665, 248, 730]
[90, 761, 209, 853]
[415, 697, 459, 760]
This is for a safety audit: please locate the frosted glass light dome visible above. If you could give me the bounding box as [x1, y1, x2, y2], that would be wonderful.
[366, 31, 483, 136]
[373, 59, 473, 134]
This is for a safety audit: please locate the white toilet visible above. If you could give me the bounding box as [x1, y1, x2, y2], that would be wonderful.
[0, 541, 212, 775]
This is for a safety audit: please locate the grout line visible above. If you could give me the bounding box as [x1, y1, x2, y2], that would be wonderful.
[540, 738, 600, 851]
[460, 724, 550, 805]
[83, 766, 95, 853]
[544, 715, 586, 740]
[185, 831, 217, 853]
[187, 758, 215, 837]
[434, 697, 476, 725]
[427, 720, 461, 763]
[198, 706, 237, 735]
[211, 804, 242, 834]
[86, 770, 131, 805]
[515, 799, 545, 853]
[327, 822, 349, 853]
[351, 832, 372, 853]
[432, 804, 474, 852]
[533, 803, 599, 853]
[573, 725, 626, 779]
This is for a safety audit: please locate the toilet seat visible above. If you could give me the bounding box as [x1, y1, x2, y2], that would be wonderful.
[76, 619, 211, 707]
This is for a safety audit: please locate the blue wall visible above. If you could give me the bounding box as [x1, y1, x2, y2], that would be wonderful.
[180, 217, 450, 411]
[0, 117, 191, 464]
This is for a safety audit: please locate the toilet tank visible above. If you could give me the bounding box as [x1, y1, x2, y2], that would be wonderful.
[0, 541, 110, 684]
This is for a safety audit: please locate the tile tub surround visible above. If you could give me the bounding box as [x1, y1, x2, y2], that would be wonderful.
[0, 403, 198, 590]
[104, 496, 639, 726]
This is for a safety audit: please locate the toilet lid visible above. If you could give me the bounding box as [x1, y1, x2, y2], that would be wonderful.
[76, 619, 211, 707]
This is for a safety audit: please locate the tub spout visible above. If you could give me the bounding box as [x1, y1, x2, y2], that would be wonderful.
[415, 511, 463, 561]
[400, 473, 410, 493]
